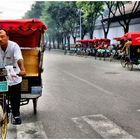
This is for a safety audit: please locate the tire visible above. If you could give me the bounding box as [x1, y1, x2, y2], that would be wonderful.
[109, 53, 114, 62]
[0, 115, 8, 139]
[127, 62, 133, 71]
[120, 58, 126, 68]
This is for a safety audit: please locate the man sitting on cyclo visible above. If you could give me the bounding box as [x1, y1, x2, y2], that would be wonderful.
[0, 29, 26, 125]
[121, 38, 132, 62]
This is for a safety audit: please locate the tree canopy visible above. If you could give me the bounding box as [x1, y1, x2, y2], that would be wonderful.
[23, 1, 140, 48]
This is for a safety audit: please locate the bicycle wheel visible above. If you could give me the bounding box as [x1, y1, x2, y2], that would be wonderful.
[0, 115, 8, 139]
[120, 58, 126, 68]
[127, 62, 133, 71]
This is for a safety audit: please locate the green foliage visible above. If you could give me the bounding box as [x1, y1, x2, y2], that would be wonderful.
[76, 1, 104, 38]
[41, 1, 79, 44]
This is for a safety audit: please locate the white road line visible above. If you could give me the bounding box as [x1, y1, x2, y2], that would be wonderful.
[72, 117, 101, 137]
[81, 114, 134, 138]
[7, 123, 17, 139]
[63, 71, 113, 95]
[7, 121, 48, 139]
[72, 117, 90, 134]
[16, 121, 48, 139]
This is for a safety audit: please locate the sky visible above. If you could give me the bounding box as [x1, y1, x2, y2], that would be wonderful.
[0, 0, 124, 19]
[0, 0, 35, 19]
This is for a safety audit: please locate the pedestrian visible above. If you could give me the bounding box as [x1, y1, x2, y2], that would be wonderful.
[0, 29, 26, 125]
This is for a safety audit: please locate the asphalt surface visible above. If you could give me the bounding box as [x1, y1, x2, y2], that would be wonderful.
[7, 49, 140, 138]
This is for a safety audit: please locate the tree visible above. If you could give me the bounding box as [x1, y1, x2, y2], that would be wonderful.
[110, 1, 140, 33]
[42, 1, 79, 48]
[99, 2, 113, 38]
[76, 1, 104, 39]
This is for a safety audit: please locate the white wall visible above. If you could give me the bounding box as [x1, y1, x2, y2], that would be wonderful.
[70, 21, 140, 45]
[94, 23, 140, 44]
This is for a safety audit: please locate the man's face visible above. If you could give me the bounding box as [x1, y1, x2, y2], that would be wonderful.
[0, 30, 9, 46]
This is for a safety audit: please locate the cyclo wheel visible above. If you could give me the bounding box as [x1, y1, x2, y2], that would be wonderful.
[127, 62, 133, 71]
[0, 115, 8, 139]
[120, 58, 126, 68]
[0, 94, 8, 139]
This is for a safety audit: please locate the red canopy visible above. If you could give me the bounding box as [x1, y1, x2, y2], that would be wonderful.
[0, 18, 47, 48]
[123, 32, 140, 45]
[88, 39, 100, 43]
[100, 38, 110, 41]
[114, 36, 125, 41]
[115, 32, 140, 46]
[76, 39, 90, 43]
[76, 39, 100, 43]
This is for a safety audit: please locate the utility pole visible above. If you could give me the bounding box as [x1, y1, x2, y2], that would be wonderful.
[79, 9, 82, 40]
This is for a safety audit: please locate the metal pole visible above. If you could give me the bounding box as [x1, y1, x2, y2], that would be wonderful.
[80, 10, 82, 39]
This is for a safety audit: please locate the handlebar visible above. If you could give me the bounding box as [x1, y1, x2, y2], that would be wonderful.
[0, 68, 7, 77]
[0, 67, 20, 77]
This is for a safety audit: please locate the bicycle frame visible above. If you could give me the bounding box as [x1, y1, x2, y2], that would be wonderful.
[0, 68, 10, 139]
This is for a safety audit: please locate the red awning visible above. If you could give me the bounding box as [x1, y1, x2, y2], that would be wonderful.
[0, 18, 47, 48]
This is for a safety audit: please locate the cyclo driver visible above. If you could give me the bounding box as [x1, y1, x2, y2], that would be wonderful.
[0, 29, 26, 125]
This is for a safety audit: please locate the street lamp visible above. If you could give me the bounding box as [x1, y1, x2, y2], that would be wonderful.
[78, 9, 82, 39]
[79, 9, 82, 39]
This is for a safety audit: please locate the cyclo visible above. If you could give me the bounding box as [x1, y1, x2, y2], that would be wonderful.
[0, 18, 47, 138]
[120, 32, 140, 71]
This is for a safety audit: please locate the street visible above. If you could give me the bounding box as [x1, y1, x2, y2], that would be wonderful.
[7, 49, 140, 138]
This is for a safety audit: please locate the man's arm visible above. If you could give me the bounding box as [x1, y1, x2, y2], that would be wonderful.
[121, 43, 126, 53]
[17, 59, 26, 76]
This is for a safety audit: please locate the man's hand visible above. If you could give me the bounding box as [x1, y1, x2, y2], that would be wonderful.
[18, 70, 26, 77]
[17, 59, 26, 77]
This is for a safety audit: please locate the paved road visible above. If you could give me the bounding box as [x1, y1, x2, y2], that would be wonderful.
[7, 49, 140, 138]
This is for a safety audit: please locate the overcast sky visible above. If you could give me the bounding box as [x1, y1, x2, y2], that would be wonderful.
[0, 0, 35, 19]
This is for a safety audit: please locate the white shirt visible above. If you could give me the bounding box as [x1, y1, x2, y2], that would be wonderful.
[0, 40, 23, 86]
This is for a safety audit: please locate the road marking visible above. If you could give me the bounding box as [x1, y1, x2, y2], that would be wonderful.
[7, 123, 17, 139]
[72, 114, 134, 138]
[17, 121, 47, 139]
[7, 121, 48, 139]
[63, 71, 113, 95]
[72, 117, 93, 134]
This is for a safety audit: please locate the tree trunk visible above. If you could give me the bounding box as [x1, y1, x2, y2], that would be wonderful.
[89, 30, 93, 39]
[124, 24, 129, 33]
[67, 36, 70, 50]
[104, 31, 108, 38]
[52, 39, 55, 49]
[73, 36, 76, 44]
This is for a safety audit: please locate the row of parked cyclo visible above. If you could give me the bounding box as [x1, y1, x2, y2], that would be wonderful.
[66, 32, 140, 71]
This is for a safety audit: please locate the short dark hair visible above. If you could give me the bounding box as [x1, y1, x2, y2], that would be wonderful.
[0, 29, 9, 36]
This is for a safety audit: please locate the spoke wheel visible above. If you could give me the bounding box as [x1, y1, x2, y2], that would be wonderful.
[120, 59, 126, 68]
[127, 62, 133, 71]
